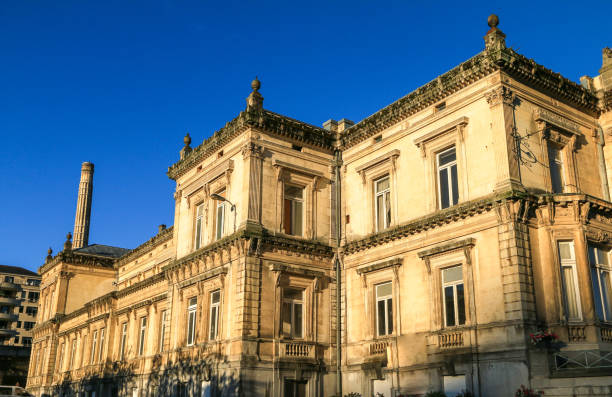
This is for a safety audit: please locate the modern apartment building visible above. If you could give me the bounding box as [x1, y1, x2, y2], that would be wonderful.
[26, 15, 612, 397]
[1, 265, 41, 386]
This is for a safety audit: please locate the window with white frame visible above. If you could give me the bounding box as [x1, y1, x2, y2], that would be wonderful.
[187, 297, 197, 346]
[138, 317, 147, 356]
[558, 241, 582, 321]
[548, 143, 565, 193]
[437, 147, 459, 209]
[194, 203, 204, 250]
[119, 323, 127, 360]
[376, 282, 393, 336]
[90, 330, 98, 364]
[209, 290, 220, 341]
[282, 288, 303, 339]
[98, 328, 105, 363]
[215, 190, 226, 240]
[159, 310, 167, 352]
[283, 185, 304, 236]
[588, 244, 612, 322]
[442, 265, 466, 327]
[375, 176, 391, 231]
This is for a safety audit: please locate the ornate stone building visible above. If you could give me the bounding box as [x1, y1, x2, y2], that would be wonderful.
[27, 15, 612, 397]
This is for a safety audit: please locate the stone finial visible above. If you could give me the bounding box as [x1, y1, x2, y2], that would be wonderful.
[180, 132, 193, 160]
[246, 77, 264, 111]
[64, 232, 72, 252]
[484, 14, 506, 52]
[158, 224, 167, 234]
[46, 247, 53, 263]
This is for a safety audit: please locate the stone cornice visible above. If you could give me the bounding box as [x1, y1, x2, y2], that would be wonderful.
[603, 90, 612, 112]
[167, 109, 335, 181]
[114, 294, 167, 316]
[116, 272, 166, 298]
[341, 49, 598, 149]
[115, 226, 173, 267]
[355, 257, 402, 275]
[39, 251, 115, 275]
[417, 237, 476, 260]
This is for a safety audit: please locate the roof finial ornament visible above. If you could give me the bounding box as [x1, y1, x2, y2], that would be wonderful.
[484, 13, 506, 52]
[488, 14, 499, 29]
[180, 132, 193, 160]
[246, 76, 264, 112]
[46, 247, 53, 263]
[251, 76, 261, 92]
[64, 232, 73, 252]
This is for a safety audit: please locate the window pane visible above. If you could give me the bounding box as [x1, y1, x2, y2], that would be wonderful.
[211, 290, 220, 304]
[216, 204, 224, 239]
[195, 218, 202, 249]
[376, 194, 384, 231]
[294, 303, 303, 338]
[189, 297, 197, 307]
[377, 299, 386, 336]
[451, 164, 459, 206]
[376, 283, 392, 298]
[439, 148, 456, 165]
[601, 270, 612, 321]
[282, 301, 292, 336]
[439, 168, 450, 209]
[559, 242, 573, 261]
[376, 177, 389, 192]
[284, 199, 292, 234]
[385, 191, 391, 227]
[293, 201, 303, 236]
[210, 306, 218, 340]
[444, 286, 456, 327]
[187, 311, 195, 345]
[386, 298, 393, 334]
[598, 248, 609, 266]
[457, 284, 466, 325]
[443, 266, 463, 283]
[548, 145, 564, 193]
[561, 266, 580, 320]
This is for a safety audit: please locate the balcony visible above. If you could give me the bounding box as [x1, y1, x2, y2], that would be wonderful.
[0, 297, 20, 306]
[0, 282, 19, 292]
[0, 329, 16, 337]
[552, 350, 612, 377]
[0, 313, 18, 322]
[600, 326, 612, 343]
[280, 341, 316, 359]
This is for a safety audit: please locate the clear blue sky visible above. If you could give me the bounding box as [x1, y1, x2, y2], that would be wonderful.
[1, 1, 610, 272]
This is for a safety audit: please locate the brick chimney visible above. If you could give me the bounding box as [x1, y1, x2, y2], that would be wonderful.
[72, 162, 94, 249]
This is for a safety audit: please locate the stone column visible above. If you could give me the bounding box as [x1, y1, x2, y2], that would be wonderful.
[73, 162, 94, 249]
[242, 142, 264, 227]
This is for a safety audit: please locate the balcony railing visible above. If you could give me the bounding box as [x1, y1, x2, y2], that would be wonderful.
[369, 340, 389, 356]
[0, 313, 18, 322]
[554, 350, 612, 371]
[568, 325, 586, 342]
[0, 282, 19, 292]
[601, 327, 612, 343]
[439, 330, 464, 349]
[280, 341, 315, 359]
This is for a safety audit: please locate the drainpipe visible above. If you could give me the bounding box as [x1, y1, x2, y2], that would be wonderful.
[334, 149, 343, 397]
[597, 125, 611, 201]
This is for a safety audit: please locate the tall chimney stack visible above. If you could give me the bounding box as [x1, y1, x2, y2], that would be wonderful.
[72, 162, 94, 249]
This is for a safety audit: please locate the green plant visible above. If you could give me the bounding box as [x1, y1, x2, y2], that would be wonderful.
[424, 391, 447, 397]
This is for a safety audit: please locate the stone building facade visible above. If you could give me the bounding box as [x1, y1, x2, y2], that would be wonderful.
[0, 264, 41, 386]
[26, 15, 612, 397]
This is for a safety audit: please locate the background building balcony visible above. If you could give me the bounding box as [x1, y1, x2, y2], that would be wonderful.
[0, 328, 17, 337]
[0, 313, 18, 322]
[0, 282, 19, 292]
[0, 297, 20, 306]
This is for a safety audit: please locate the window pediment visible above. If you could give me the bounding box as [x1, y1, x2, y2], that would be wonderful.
[413, 117, 468, 157]
[417, 237, 475, 273]
[181, 159, 234, 199]
[355, 257, 402, 276]
[355, 149, 400, 184]
[534, 108, 581, 137]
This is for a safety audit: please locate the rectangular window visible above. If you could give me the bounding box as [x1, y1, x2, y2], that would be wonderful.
[70, 339, 77, 369]
[90, 330, 98, 364]
[283, 185, 304, 236]
[187, 297, 197, 346]
[215, 191, 226, 240]
[138, 317, 147, 356]
[57, 342, 65, 371]
[548, 143, 565, 193]
[159, 310, 167, 352]
[559, 241, 582, 321]
[98, 328, 105, 363]
[194, 203, 204, 250]
[119, 323, 127, 360]
[209, 290, 221, 341]
[442, 265, 466, 327]
[26, 306, 38, 317]
[437, 147, 459, 209]
[4, 276, 14, 283]
[22, 337, 31, 347]
[81, 335, 87, 366]
[282, 288, 303, 339]
[375, 176, 391, 231]
[588, 244, 612, 322]
[376, 282, 393, 336]
[28, 291, 39, 302]
[23, 322, 35, 330]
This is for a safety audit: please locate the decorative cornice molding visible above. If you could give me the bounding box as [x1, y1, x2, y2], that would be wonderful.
[355, 257, 402, 275]
[167, 109, 334, 180]
[533, 108, 581, 135]
[114, 226, 173, 267]
[116, 272, 166, 298]
[39, 251, 115, 275]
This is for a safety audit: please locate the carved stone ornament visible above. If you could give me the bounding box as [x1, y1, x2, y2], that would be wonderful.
[241, 142, 263, 159]
[533, 108, 581, 136]
[586, 229, 612, 244]
[485, 86, 514, 107]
